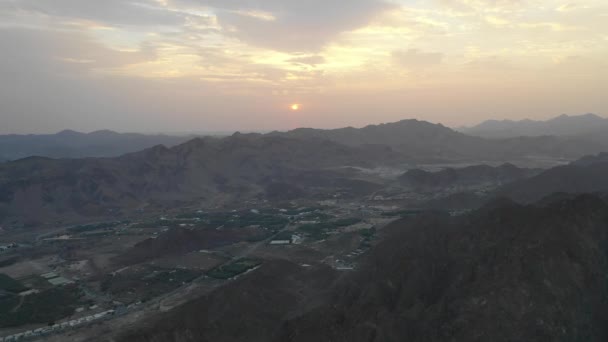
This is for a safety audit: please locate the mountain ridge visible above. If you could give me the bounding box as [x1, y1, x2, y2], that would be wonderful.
[0, 130, 196, 161]
[1, 119, 607, 225]
[272, 119, 606, 161]
[462, 113, 608, 138]
[0, 134, 402, 225]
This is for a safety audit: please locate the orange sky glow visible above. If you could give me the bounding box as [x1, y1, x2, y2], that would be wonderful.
[0, 0, 607, 133]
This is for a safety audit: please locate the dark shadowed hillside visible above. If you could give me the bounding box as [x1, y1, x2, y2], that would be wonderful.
[278, 195, 608, 342]
[400, 163, 540, 189]
[117, 195, 608, 342]
[119, 260, 338, 342]
[499, 153, 608, 203]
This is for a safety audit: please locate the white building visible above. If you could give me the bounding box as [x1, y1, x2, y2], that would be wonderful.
[291, 234, 304, 245]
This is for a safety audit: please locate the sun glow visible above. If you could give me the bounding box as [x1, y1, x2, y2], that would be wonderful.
[291, 104, 300, 111]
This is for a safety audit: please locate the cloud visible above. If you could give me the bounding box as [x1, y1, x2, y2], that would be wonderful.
[174, 0, 395, 51]
[287, 55, 326, 66]
[437, 0, 525, 13]
[1, 0, 607, 133]
[0, 27, 155, 76]
[392, 49, 444, 68]
[14, 0, 186, 26]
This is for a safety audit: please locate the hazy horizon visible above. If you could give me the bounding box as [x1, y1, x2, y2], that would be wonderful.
[1, 0, 607, 134]
[0, 113, 606, 136]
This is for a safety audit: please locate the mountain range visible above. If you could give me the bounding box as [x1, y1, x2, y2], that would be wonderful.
[417, 152, 608, 210]
[1, 119, 608, 226]
[461, 113, 608, 140]
[0, 130, 195, 161]
[274, 119, 606, 161]
[2, 118, 606, 162]
[0, 134, 400, 225]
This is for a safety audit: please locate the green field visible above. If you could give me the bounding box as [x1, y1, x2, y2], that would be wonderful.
[0, 286, 83, 328]
[360, 227, 377, 239]
[297, 218, 362, 240]
[68, 221, 124, 233]
[0, 256, 19, 268]
[101, 268, 201, 303]
[382, 209, 424, 217]
[0, 273, 27, 293]
[140, 211, 290, 231]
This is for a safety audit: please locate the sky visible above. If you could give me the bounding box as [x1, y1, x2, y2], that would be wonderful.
[0, 0, 607, 134]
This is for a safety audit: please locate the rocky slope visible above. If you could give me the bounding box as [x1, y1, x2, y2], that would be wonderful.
[278, 194, 608, 342]
[399, 163, 540, 189]
[0, 134, 401, 225]
[499, 153, 608, 203]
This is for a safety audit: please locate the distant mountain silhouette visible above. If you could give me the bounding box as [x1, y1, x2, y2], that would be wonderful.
[2, 120, 604, 162]
[498, 153, 608, 203]
[462, 113, 608, 139]
[0, 130, 195, 161]
[272, 119, 606, 160]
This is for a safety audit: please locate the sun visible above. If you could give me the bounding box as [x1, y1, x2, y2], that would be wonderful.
[290, 104, 300, 111]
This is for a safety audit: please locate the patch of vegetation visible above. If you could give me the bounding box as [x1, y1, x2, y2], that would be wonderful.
[360, 227, 377, 239]
[0, 256, 19, 268]
[68, 221, 124, 233]
[0, 187, 14, 202]
[298, 223, 333, 240]
[81, 231, 114, 237]
[207, 259, 262, 280]
[150, 269, 200, 284]
[175, 211, 290, 231]
[19, 275, 53, 291]
[297, 218, 361, 240]
[101, 268, 201, 303]
[0, 295, 19, 314]
[130, 219, 175, 229]
[0, 286, 83, 328]
[333, 218, 362, 227]
[0, 273, 27, 293]
[382, 209, 424, 217]
[298, 212, 334, 222]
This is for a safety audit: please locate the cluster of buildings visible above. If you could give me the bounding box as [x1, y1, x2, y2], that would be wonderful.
[0, 310, 115, 342]
[269, 234, 303, 245]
